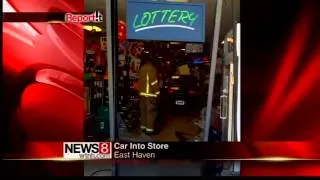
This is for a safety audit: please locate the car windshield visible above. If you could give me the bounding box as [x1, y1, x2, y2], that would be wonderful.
[171, 75, 198, 88]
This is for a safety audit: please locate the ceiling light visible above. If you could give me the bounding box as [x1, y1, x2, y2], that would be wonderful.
[83, 25, 102, 32]
[227, 37, 234, 43]
[83, 25, 93, 31]
[93, 26, 102, 32]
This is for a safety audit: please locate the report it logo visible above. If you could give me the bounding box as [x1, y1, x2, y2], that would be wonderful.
[65, 11, 103, 23]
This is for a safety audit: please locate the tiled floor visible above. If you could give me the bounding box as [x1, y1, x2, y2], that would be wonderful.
[120, 113, 201, 142]
[84, 160, 113, 176]
[153, 113, 202, 141]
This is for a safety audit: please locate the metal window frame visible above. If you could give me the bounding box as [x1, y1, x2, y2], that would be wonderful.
[106, 0, 119, 176]
[203, 0, 223, 142]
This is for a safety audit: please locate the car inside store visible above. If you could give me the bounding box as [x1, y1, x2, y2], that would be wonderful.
[84, 0, 240, 176]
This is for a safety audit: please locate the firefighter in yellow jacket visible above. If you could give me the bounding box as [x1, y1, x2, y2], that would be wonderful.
[138, 54, 160, 134]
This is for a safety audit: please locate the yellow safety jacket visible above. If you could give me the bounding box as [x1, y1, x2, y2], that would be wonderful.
[138, 64, 160, 98]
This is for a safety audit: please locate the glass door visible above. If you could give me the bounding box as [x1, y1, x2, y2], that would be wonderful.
[83, 0, 117, 176]
[218, 20, 241, 177]
[104, 0, 240, 177]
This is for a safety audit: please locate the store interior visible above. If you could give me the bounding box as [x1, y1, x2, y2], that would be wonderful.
[84, 0, 240, 176]
[84, 0, 240, 143]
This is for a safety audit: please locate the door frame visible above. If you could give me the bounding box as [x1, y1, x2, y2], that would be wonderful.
[106, 0, 119, 176]
[203, 0, 223, 142]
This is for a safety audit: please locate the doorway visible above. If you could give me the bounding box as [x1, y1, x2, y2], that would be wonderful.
[83, 0, 240, 176]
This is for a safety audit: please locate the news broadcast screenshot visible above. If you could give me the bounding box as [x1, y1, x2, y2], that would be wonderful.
[1, 0, 320, 177]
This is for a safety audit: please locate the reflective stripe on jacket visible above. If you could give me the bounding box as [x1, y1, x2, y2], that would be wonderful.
[138, 64, 160, 97]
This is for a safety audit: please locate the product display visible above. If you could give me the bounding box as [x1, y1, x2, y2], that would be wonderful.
[100, 36, 107, 51]
[128, 55, 141, 79]
[116, 41, 146, 139]
[84, 37, 110, 141]
[85, 87, 91, 113]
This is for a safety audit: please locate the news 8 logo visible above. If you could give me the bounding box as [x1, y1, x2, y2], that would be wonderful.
[63, 142, 112, 160]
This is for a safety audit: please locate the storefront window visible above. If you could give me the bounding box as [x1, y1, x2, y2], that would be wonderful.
[84, 2, 109, 141]
[84, 0, 240, 177]
[84, 0, 114, 176]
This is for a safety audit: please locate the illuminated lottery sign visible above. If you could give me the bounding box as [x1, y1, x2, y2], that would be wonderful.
[127, 0, 205, 42]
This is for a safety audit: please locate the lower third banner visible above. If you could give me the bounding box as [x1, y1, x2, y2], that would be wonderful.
[3, 141, 320, 160]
